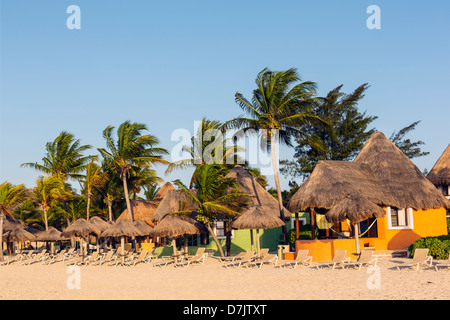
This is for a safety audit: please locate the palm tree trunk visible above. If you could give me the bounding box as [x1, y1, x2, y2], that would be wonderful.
[44, 209, 49, 231]
[205, 222, 225, 258]
[86, 193, 91, 221]
[0, 213, 4, 262]
[122, 175, 134, 222]
[107, 200, 114, 222]
[270, 132, 288, 245]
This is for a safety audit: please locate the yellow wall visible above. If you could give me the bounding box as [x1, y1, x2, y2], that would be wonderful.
[294, 207, 447, 262]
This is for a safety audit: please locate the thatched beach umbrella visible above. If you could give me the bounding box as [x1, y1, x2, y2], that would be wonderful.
[152, 214, 199, 262]
[37, 226, 67, 255]
[231, 206, 285, 258]
[327, 194, 385, 254]
[89, 216, 112, 252]
[61, 218, 101, 260]
[3, 227, 37, 255]
[152, 189, 199, 223]
[133, 220, 154, 237]
[101, 219, 143, 264]
[427, 144, 450, 191]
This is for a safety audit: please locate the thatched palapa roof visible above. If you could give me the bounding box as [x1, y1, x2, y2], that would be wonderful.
[326, 194, 386, 224]
[427, 144, 450, 187]
[3, 227, 37, 242]
[152, 189, 199, 222]
[117, 182, 176, 226]
[133, 219, 154, 236]
[152, 214, 199, 238]
[101, 219, 144, 237]
[225, 166, 291, 219]
[89, 216, 111, 232]
[288, 132, 450, 213]
[61, 218, 102, 238]
[231, 207, 285, 230]
[37, 226, 68, 241]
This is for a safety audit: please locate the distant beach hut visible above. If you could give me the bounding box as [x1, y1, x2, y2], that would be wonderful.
[3, 227, 37, 255]
[231, 207, 285, 258]
[427, 144, 450, 198]
[89, 216, 111, 252]
[61, 218, 101, 261]
[100, 219, 142, 264]
[36, 226, 67, 255]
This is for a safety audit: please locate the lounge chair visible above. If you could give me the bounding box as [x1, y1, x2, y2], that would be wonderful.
[224, 251, 255, 269]
[77, 251, 102, 266]
[314, 250, 350, 270]
[22, 249, 48, 265]
[174, 248, 206, 268]
[220, 251, 248, 264]
[434, 254, 450, 271]
[125, 250, 148, 267]
[279, 250, 313, 268]
[42, 250, 67, 265]
[396, 248, 432, 271]
[245, 254, 278, 269]
[91, 249, 116, 266]
[0, 255, 18, 266]
[346, 250, 377, 270]
[144, 248, 158, 263]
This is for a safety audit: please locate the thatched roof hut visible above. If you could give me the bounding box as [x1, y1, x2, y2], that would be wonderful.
[288, 132, 450, 213]
[427, 144, 450, 187]
[231, 207, 285, 230]
[89, 216, 111, 232]
[152, 214, 199, 238]
[326, 194, 386, 224]
[3, 227, 37, 242]
[133, 219, 154, 236]
[36, 226, 68, 241]
[100, 219, 143, 238]
[152, 189, 199, 222]
[117, 182, 176, 226]
[226, 166, 291, 219]
[3, 216, 22, 232]
[354, 132, 449, 209]
[61, 218, 102, 238]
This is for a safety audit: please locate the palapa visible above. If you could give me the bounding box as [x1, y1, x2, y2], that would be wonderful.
[152, 189, 199, 222]
[231, 207, 285, 230]
[61, 218, 102, 238]
[326, 194, 385, 224]
[37, 226, 67, 241]
[427, 144, 450, 187]
[3, 227, 37, 242]
[100, 219, 143, 238]
[89, 216, 111, 232]
[133, 219, 154, 237]
[152, 214, 199, 238]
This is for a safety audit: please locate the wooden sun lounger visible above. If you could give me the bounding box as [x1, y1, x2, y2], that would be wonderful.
[314, 250, 350, 270]
[174, 248, 206, 268]
[224, 251, 255, 269]
[279, 250, 313, 268]
[244, 254, 278, 269]
[22, 249, 48, 265]
[346, 250, 377, 270]
[396, 248, 432, 271]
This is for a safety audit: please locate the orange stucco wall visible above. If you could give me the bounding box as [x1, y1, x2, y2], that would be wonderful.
[294, 207, 447, 262]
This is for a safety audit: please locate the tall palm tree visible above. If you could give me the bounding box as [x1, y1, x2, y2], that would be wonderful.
[21, 131, 93, 182]
[80, 159, 105, 221]
[166, 118, 245, 187]
[0, 182, 28, 261]
[98, 121, 170, 222]
[225, 67, 325, 244]
[98, 158, 123, 222]
[32, 176, 68, 230]
[173, 164, 248, 258]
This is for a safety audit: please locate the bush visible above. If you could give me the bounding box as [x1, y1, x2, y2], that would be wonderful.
[408, 236, 450, 260]
[288, 224, 319, 247]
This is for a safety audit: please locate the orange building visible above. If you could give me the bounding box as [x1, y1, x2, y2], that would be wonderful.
[287, 132, 450, 262]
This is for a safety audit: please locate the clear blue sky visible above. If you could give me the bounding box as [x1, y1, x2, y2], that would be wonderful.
[1, 0, 449, 192]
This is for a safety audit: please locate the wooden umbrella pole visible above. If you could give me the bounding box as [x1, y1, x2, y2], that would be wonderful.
[256, 229, 260, 258]
[121, 236, 125, 265]
[250, 229, 254, 252]
[172, 238, 177, 263]
[354, 223, 360, 254]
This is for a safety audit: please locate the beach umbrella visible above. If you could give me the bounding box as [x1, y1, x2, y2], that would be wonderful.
[100, 219, 143, 264]
[3, 227, 37, 256]
[152, 189, 199, 223]
[231, 206, 285, 258]
[326, 194, 385, 254]
[36, 227, 68, 255]
[61, 218, 102, 261]
[152, 214, 199, 262]
[89, 216, 112, 252]
[133, 220, 154, 236]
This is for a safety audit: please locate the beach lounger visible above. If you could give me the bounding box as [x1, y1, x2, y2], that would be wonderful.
[314, 250, 350, 270]
[22, 249, 48, 265]
[0, 255, 18, 266]
[125, 250, 148, 267]
[42, 250, 68, 265]
[220, 251, 248, 264]
[434, 254, 450, 271]
[245, 254, 278, 269]
[396, 248, 432, 271]
[91, 249, 116, 266]
[224, 251, 255, 269]
[279, 250, 313, 268]
[346, 250, 377, 270]
[174, 248, 206, 268]
[144, 248, 158, 263]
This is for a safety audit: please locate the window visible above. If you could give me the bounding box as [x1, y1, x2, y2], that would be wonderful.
[290, 217, 306, 230]
[387, 206, 413, 230]
[214, 220, 233, 240]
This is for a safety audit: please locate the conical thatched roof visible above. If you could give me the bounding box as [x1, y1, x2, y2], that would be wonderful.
[100, 219, 144, 237]
[37, 226, 68, 241]
[326, 194, 386, 224]
[3, 216, 22, 232]
[133, 219, 154, 236]
[152, 214, 199, 238]
[61, 218, 102, 238]
[89, 216, 111, 232]
[152, 189, 199, 222]
[3, 227, 37, 242]
[287, 160, 397, 211]
[226, 166, 291, 219]
[231, 207, 285, 230]
[153, 182, 177, 201]
[427, 144, 450, 186]
[355, 132, 449, 209]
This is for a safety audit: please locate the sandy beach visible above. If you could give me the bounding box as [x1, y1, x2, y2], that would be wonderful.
[1, 256, 449, 300]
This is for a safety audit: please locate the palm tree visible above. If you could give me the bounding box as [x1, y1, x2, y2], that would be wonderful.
[173, 164, 248, 258]
[98, 158, 123, 222]
[98, 121, 170, 222]
[21, 131, 93, 182]
[0, 182, 29, 261]
[80, 159, 105, 221]
[166, 118, 245, 187]
[225, 67, 325, 244]
[32, 176, 68, 230]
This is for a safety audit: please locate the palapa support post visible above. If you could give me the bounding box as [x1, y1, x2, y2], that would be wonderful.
[256, 229, 261, 258]
[295, 212, 299, 240]
[354, 223, 360, 254]
[310, 208, 316, 240]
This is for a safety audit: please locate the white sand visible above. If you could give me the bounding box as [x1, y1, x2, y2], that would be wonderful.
[1, 257, 450, 300]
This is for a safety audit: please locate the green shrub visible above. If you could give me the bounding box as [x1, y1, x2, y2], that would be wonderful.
[408, 236, 450, 260]
[288, 224, 319, 247]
